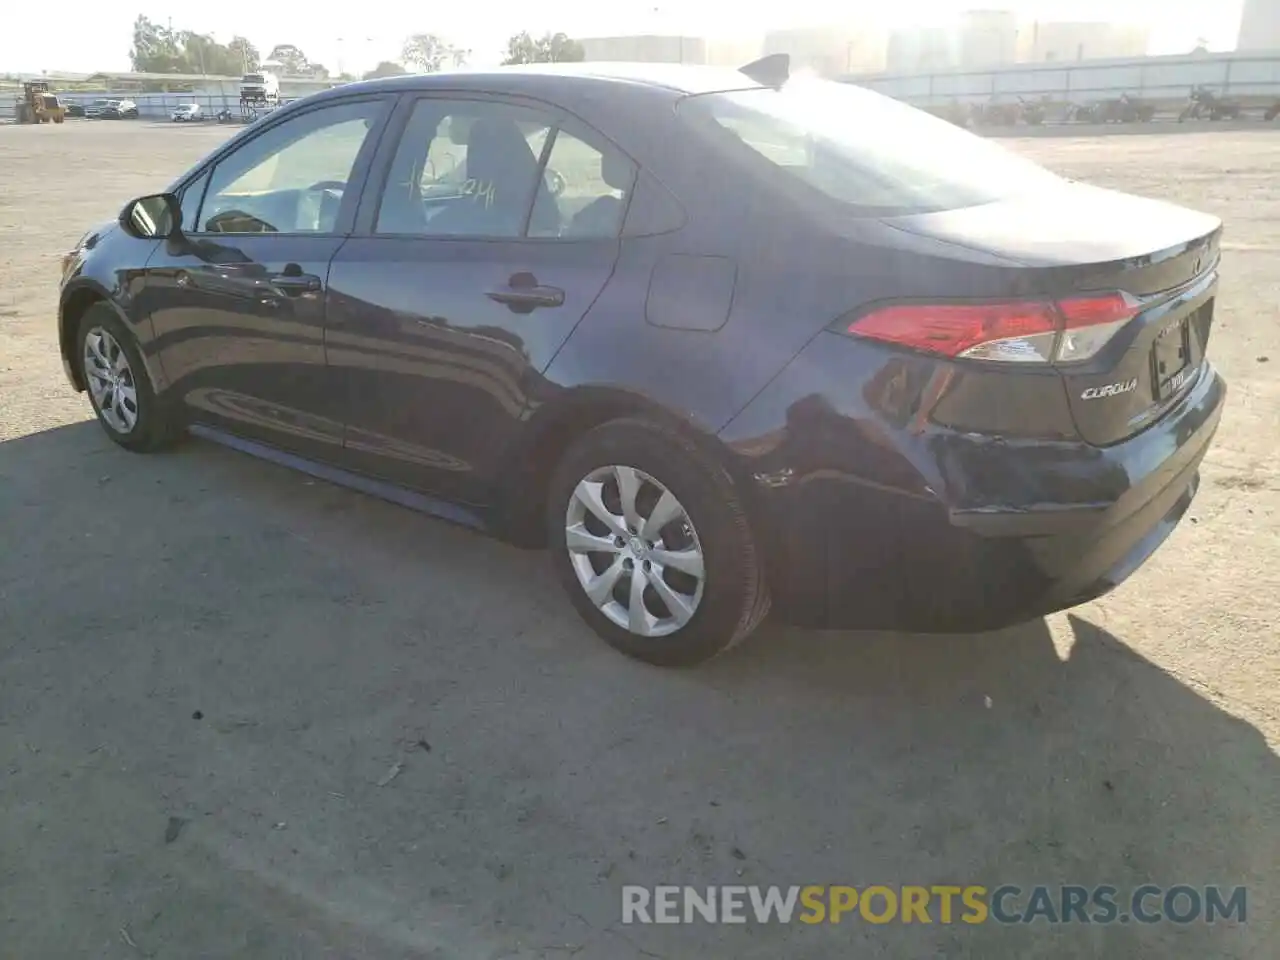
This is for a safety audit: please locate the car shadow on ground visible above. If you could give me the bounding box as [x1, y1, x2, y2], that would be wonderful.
[0, 422, 1274, 959]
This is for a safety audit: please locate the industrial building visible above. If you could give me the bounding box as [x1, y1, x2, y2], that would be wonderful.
[578, 36, 711, 65]
[577, 35, 764, 69]
[761, 26, 887, 76]
[581, 28, 888, 76]
[1237, 0, 1280, 51]
[581, 3, 1276, 77]
[885, 11, 1153, 72]
[1017, 22, 1150, 62]
[955, 10, 1019, 67]
[885, 27, 955, 73]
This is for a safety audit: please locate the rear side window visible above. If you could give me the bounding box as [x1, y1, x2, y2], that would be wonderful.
[676, 78, 1063, 215]
[529, 124, 635, 239]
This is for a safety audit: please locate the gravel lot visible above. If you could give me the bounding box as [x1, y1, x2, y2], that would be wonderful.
[1, 120, 1277, 959]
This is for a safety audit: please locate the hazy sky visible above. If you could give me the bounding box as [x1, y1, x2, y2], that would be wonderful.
[1, 0, 1247, 75]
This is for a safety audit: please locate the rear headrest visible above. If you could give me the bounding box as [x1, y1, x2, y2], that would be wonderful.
[600, 148, 633, 191]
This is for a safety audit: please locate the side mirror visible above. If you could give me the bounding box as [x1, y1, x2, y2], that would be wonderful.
[119, 193, 181, 240]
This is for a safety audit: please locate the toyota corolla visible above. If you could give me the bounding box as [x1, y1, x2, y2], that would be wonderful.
[57, 57, 1226, 665]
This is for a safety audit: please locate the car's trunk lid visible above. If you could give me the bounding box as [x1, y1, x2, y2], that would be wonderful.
[885, 182, 1222, 446]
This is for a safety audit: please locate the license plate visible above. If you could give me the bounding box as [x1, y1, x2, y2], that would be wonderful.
[1152, 319, 1191, 401]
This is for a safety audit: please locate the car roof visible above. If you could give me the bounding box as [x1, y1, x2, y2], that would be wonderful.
[316, 62, 764, 104]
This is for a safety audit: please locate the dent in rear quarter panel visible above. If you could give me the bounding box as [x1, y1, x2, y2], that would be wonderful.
[714, 337, 959, 627]
[715, 332, 1112, 628]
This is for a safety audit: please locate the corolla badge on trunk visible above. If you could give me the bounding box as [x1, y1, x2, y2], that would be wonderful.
[1081, 378, 1139, 400]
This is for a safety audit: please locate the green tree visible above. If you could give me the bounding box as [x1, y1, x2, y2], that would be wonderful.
[267, 44, 311, 75]
[130, 18, 260, 76]
[363, 60, 407, 80]
[401, 34, 468, 73]
[179, 32, 214, 74]
[180, 32, 251, 76]
[130, 15, 185, 72]
[228, 36, 260, 73]
[502, 31, 585, 65]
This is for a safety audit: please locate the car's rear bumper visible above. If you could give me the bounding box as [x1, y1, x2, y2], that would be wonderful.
[720, 336, 1226, 632]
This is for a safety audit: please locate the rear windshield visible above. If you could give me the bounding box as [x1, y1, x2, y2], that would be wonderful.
[676, 78, 1063, 215]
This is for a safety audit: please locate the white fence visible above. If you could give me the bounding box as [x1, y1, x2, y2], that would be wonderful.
[847, 50, 1280, 107]
[8, 51, 1280, 121]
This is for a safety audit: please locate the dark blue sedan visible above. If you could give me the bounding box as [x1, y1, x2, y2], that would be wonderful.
[57, 57, 1225, 665]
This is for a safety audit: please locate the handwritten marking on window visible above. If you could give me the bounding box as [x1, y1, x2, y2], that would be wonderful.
[461, 179, 496, 209]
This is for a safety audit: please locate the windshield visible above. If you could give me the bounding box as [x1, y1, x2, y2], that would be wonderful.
[677, 78, 1064, 215]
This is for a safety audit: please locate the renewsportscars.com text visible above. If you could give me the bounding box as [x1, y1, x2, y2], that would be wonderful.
[621, 884, 1247, 925]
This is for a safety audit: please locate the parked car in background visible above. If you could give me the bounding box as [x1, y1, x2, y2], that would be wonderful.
[83, 99, 113, 118]
[99, 99, 139, 120]
[56, 58, 1227, 666]
[65, 101, 86, 118]
[171, 103, 202, 122]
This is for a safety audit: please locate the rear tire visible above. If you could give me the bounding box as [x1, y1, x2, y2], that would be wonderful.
[547, 418, 769, 667]
[77, 305, 182, 453]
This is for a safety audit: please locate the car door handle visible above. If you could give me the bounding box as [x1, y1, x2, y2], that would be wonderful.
[270, 273, 322, 295]
[486, 273, 564, 312]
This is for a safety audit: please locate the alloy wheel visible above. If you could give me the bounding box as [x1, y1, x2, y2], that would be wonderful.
[83, 326, 139, 434]
[565, 465, 706, 638]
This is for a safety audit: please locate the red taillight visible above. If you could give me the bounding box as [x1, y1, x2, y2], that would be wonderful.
[847, 301, 1057, 359]
[1054, 294, 1141, 363]
[1056, 293, 1139, 328]
[846, 294, 1139, 364]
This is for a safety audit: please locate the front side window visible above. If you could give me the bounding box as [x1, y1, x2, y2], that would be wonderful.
[677, 77, 1063, 215]
[197, 99, 386, 234]
[178, 169, 211, 234]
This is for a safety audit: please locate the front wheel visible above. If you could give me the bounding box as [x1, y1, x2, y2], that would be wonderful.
[78, 305, 182, 452]
[547, 418, 769, 666]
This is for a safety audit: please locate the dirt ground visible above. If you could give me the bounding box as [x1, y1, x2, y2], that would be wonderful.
[0, 120, 1276, 959]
